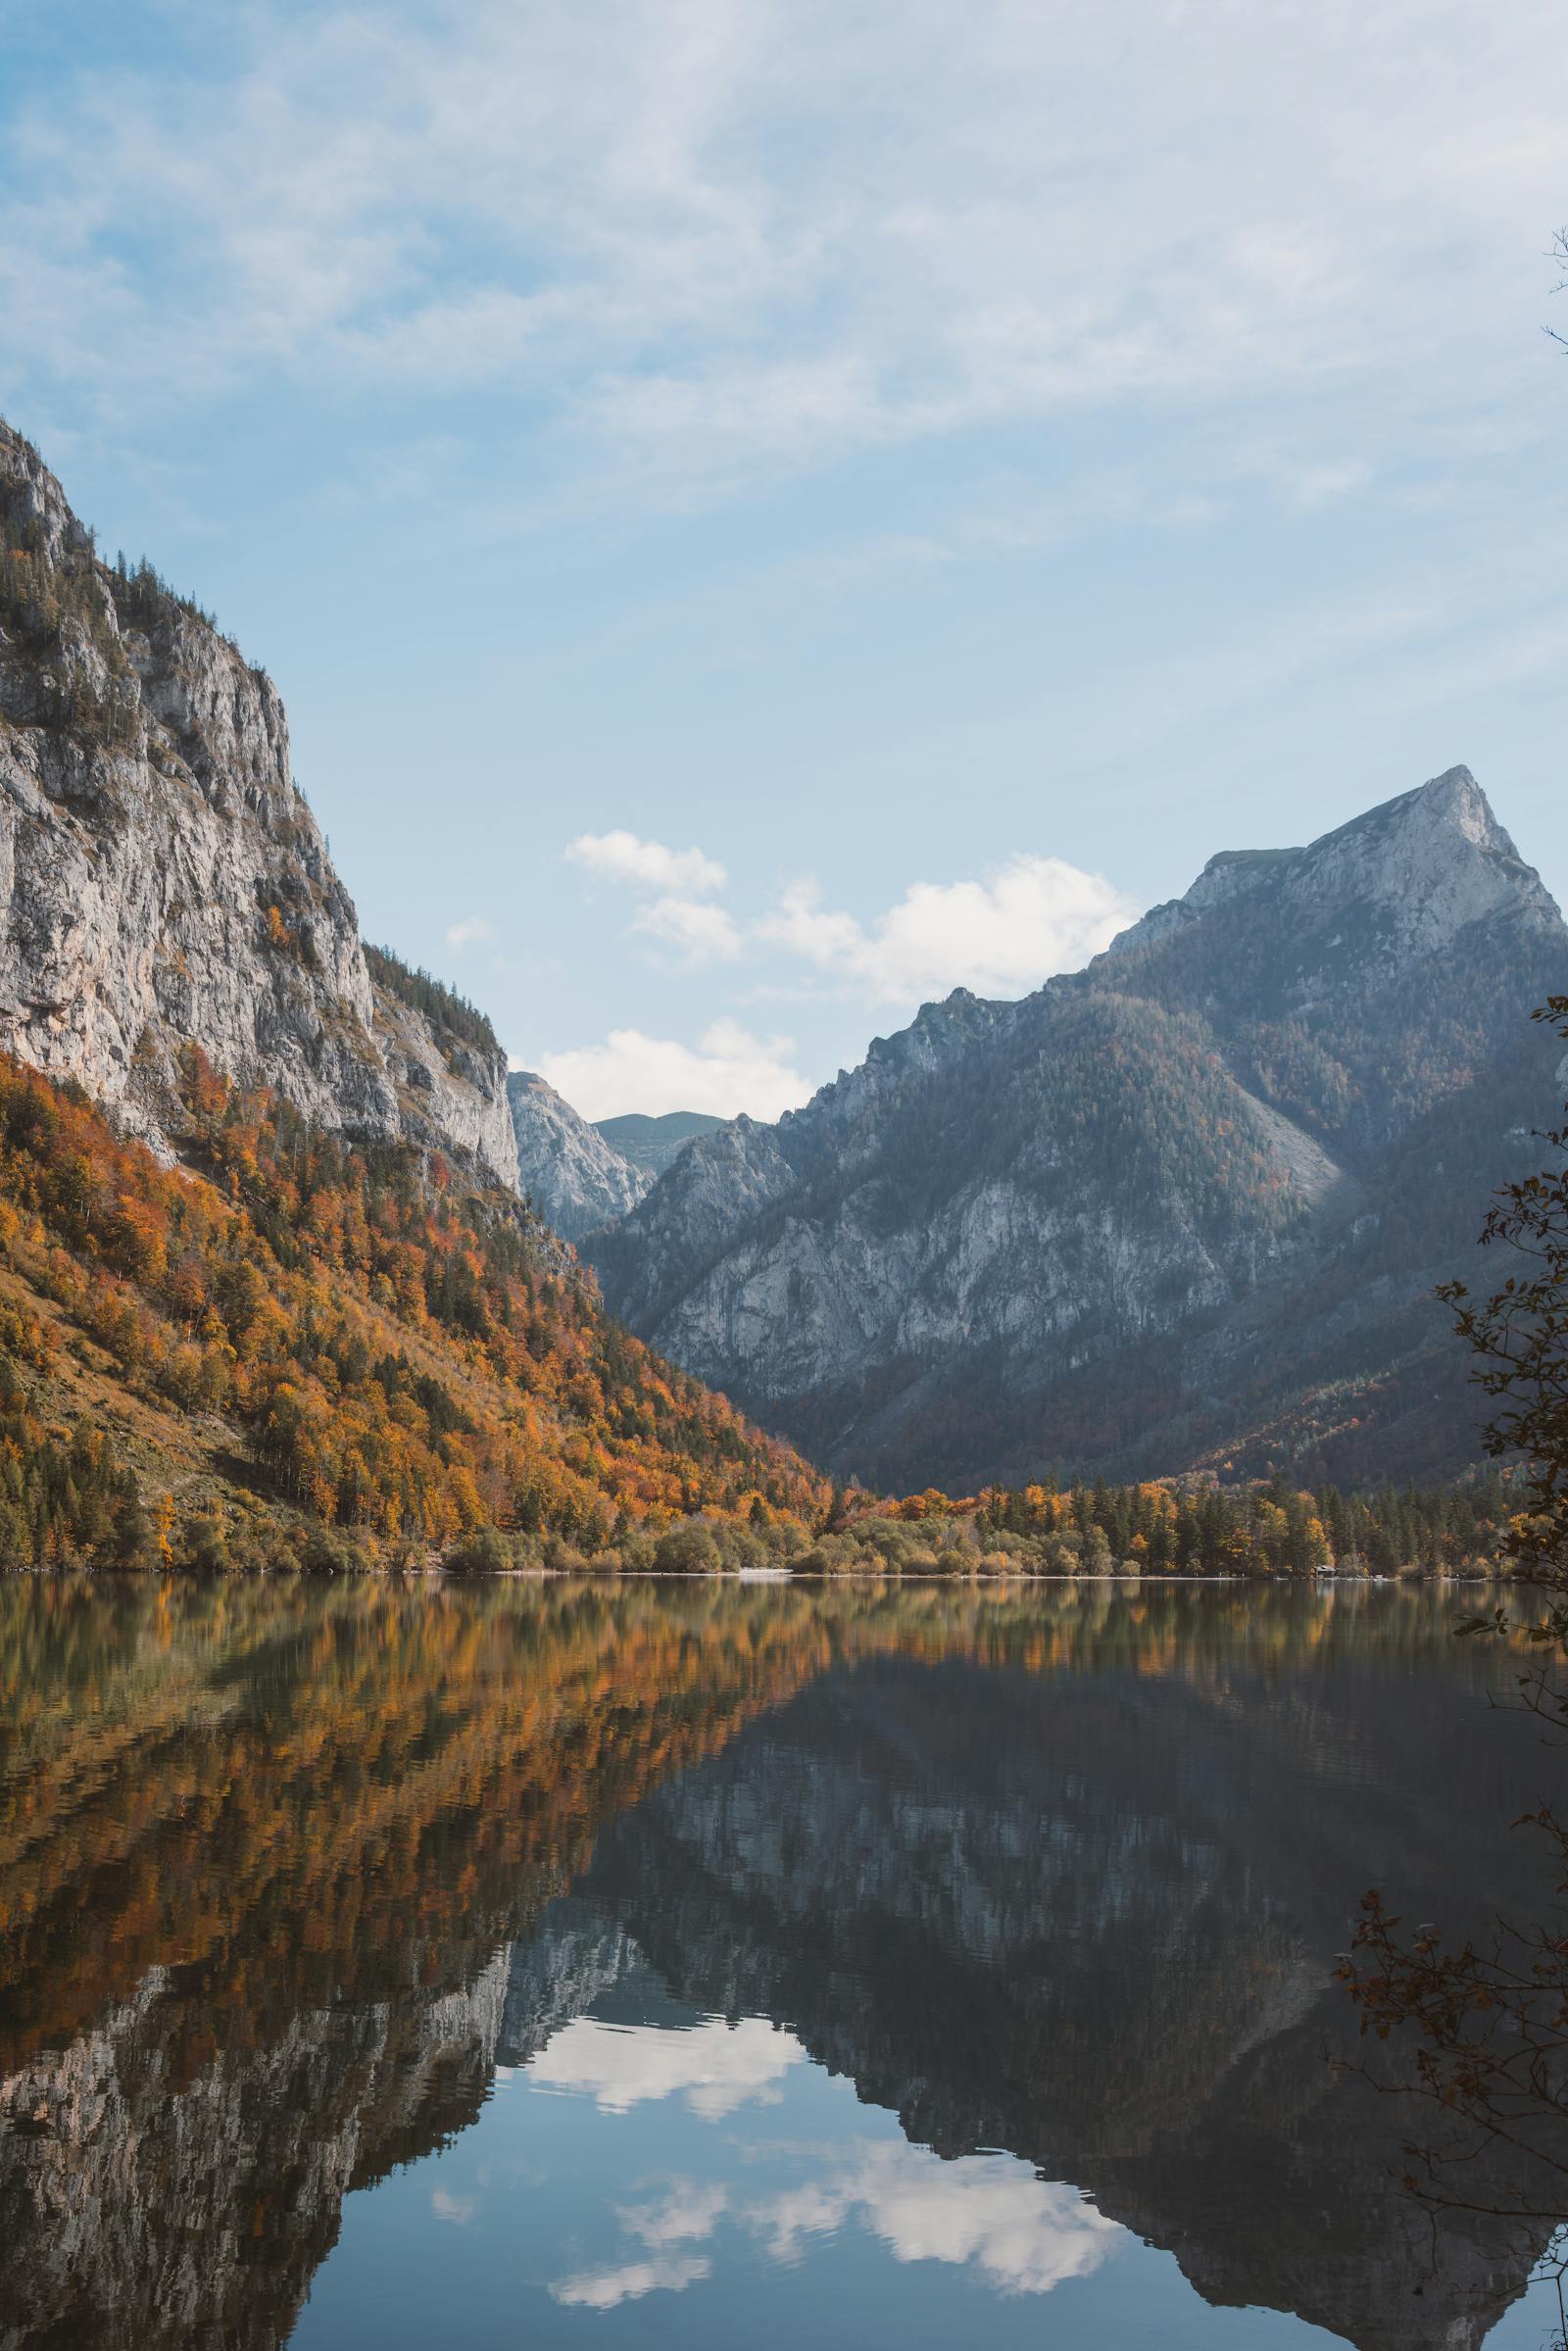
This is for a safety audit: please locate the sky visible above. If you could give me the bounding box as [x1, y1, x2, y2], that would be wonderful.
[2, 0, 1565, 1119]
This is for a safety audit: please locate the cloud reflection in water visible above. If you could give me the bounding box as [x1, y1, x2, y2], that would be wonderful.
[533, 2009, 1120, 2312]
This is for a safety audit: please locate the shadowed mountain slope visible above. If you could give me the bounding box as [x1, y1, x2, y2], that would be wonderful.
[589, 769, 1568, 1490]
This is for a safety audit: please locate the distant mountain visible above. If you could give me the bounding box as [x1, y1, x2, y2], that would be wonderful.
[588, 769, 1568, 1492]
[508, 1070, 652, 1242]
[505, 1090, 725, 1247]
[594, 1108, 727, 1178]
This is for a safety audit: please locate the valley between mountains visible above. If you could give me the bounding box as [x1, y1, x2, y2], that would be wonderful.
[0, 413, 1563, 1565]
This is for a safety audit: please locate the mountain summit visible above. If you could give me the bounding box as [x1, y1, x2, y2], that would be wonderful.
[587, 771, 1567, 1491]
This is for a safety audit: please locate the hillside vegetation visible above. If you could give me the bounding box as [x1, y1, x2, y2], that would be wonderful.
[0, 1049, 827, 1569]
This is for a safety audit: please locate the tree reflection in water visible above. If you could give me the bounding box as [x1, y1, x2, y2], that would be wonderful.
[0, 1575, 1562, 2349]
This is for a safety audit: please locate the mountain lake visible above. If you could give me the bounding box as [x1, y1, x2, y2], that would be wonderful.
[1, 1574, 1564, 2350]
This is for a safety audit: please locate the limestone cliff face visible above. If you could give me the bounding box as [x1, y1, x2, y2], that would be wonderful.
[508, 1069, 650, 1241]
[588, 770, 1568, 1489]
[0, 422, 517, 1188]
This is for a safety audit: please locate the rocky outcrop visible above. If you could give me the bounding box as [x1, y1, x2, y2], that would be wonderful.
[588, 770, 1568, 1490]
[508, 1069, 650, 1240]
[0, 422, 517, 1188]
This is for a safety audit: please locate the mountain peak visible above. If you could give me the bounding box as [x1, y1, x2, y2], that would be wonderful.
[1333, 763, 1516, 859]
[1296, 763, 1554, 954]
[1106, 765, 1556, 971]
[589, 764, 1567, 1494]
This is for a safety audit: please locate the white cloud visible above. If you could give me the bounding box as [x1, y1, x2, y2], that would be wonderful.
[632, 894, 743, 963]
[526, 2013, 807, 2118]
[762, 857, 1138, 1007]
[565, 830, 727, 896]
[444, 914, 492, 951]
[620, 2182, 729, 2247]
[750, 2142, 1120, 2297]
[1236, 445, 1376, 511]
[564, 831, 740, 966]
[537, 1018, 810, 1120]
[550, 2253, 710, 2310]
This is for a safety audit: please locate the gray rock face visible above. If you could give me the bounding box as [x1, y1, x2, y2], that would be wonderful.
[0, 423, 517, 1188]
[507, 1069, 651, 1241]
[589, 770, 1568, 1490]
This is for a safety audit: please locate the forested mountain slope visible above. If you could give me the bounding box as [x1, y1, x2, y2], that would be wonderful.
[0, 1046, 824, 1567]
[589, 769, 1568, 1491]
[0, 420, 827, 1562]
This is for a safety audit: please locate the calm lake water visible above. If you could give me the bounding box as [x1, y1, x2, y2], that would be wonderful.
[1, 1576, 1565, 2351]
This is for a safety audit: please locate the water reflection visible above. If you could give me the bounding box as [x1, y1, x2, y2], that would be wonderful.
[0, 1577, 1562, 2348]
[527, 2010, 805, 2115]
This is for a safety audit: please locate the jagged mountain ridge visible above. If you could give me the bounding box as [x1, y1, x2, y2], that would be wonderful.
[507, 1079, 730, 1241]
[507, 1068, 652, 1241]
[588, 769, 1568, 1491]
[0, 421, 517, 1188]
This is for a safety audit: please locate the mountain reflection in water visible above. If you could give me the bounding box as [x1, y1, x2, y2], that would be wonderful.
[0, 1576, 1562, 2350]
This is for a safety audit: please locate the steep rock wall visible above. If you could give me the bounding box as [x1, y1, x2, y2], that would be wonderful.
[0, 422, 517, 1188]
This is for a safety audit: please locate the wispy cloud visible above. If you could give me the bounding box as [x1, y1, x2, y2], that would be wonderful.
[3, 0, 1563, 507]
[550, 2252, 710, 2310]
[429, 2187, 475, 2226]
[748, 2141, 1119, 2296]
[566, 830, 727, 896]
[632, 894, 743, 964]
[620, 2182, 729, 2247]
[444, 914, 493, 952]
[564, 830, 738, 969]
[527, 2012, 807, 2116]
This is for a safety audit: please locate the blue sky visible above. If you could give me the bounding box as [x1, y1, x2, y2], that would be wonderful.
[3, 0, 1565, 1116]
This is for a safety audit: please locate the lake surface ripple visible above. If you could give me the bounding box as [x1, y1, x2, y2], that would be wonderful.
[0, 1576, 1564, 2350]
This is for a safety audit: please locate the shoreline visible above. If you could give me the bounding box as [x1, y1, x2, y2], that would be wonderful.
[3, 1563, 1519, 1586]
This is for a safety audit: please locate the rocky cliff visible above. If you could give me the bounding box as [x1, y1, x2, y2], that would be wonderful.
[588, 769, 1568, 1490]
[0, 422, 517, 1188]
[508, 1068, 651, 1240]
